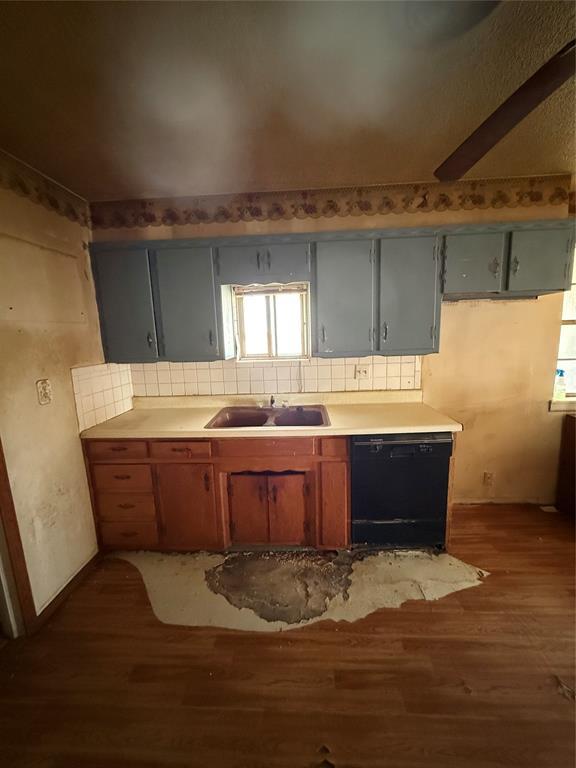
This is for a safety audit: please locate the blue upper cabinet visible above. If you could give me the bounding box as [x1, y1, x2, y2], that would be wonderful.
[315, 240, 376, 357]
[215, 243, 311, 284]
[443, 233, 507, 294]
[150, 247, 220, 361]
[379, 237, 441, 355]
[91, 248, 159, 363]
[507, 228, 574, 293]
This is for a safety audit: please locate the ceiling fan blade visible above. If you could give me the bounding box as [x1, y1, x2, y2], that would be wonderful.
[434, 38, 576, 182]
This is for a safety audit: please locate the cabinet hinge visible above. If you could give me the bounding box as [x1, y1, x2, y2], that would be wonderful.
[227, 477, 233, 497]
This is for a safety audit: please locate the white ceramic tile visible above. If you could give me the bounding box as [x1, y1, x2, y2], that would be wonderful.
[250, 381, 264, 394]
[184, 369, 197, 383]
[198, 383, 211, 395]
[276, 367, 291, 381]
[331, 364, 345, 379]
[172, 383, 186, 395]
[158, 383, 172, 396]
[157, 369, 171, 383]
[132, 370, 145, 384]
[401, 377, 414, 389]
[156, 362, 170, 370]
[345, 379, 359, 391]
[317, 366, 331, 380]
[105, 403, 116, 420]
[224, 382, 238, 394]
[197, 369, 210, 382]
[387, 376, 400, 389]
[318, 381, 331, 392]
[387, 363, 401, 378]
[145, 383, 159, 396]
[250, 368, 264, 381]
[237, 382, 251, 394]
[169, 361, 183, 370]
[264, 381, 277, 394]
[209, 360, 223, 369]
[263, 368, 277, 382]
[171, 369, 185, 383]
[223, 368, 237, 382]
[236, 367, 250, 381]
[210, 383, 225, 395]
[331, 378, 345, 392]
[133, 383, 146, 396]
[185, 382, 199, 395]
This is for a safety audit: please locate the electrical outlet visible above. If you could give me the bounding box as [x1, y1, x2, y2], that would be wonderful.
[36, 379, 52, 405]
[483, 472, 494, 487]
[355, 365, 369, 380]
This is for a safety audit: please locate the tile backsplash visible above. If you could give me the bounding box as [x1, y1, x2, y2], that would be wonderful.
[71, 363, 133, 431]
[130, 356, 421, 397]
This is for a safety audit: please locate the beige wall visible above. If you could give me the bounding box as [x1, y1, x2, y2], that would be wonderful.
[423, 294, 564, 504]
[0, 187, 104, 613]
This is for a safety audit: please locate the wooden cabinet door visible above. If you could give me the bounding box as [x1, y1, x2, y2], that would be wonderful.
[442, 233, 507, 294]
[320, 462, 349, 548]
[508, 229, 574, 293]
[228, 474, 269, 544]
[91, 248, 158, 362]
[315, 240, 376, 357]
[379, 236, 441, 354]
[268, 474, 307, 545]
[157, 464, 219, 550]
[150, 246, 220, 361]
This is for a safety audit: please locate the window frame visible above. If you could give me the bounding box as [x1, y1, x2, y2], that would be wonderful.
[557, 251, 576, 397]
[233, 282, 311, 361]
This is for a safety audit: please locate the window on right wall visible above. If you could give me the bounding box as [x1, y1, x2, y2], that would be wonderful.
[557, 254, 576, 398]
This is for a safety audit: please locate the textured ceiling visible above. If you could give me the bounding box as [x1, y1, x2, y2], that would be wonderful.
[0, 1, 574, 201]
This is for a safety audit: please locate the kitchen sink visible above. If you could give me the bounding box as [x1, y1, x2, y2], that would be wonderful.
[205, 405, 330, 429]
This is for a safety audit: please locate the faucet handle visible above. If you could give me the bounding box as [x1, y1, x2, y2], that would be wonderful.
[281, 400, 289, 408]
[270, 395, 276, 407]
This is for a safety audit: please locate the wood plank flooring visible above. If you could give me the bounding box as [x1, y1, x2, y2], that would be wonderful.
[0, 504, 573, 768]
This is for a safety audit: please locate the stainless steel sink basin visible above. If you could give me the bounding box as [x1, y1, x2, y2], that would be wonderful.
[205, 405, 330, 429]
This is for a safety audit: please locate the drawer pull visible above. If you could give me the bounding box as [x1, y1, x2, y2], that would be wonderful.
[110, 446, 128, 452]
[120, 531, 138, 538]
[113, 474, 131, 480]
[118, 503, 136, 510]
[203, 472, 210, 492]
[171, 447, 187, 453]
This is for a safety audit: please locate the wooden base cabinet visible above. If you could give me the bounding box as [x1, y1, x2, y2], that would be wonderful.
[156, 464, 220, 550]
[228, 472, 310, 547]
[84, 437, 349, 552]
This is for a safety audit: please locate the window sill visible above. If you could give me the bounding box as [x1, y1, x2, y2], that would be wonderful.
[549, 398, 576, 412]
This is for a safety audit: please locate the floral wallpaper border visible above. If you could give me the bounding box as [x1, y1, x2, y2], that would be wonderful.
[0, 150, 90, 227]
[90, 175, 572, 230]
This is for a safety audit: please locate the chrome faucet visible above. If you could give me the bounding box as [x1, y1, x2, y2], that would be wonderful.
[270, 395, 276, 408]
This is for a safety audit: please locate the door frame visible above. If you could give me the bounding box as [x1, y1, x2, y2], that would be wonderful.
[0, 436, 35, 635]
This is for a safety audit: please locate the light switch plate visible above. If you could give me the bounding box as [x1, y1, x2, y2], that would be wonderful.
[36, 379, 52, 405]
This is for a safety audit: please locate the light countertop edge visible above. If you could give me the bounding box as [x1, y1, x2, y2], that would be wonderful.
[80, 402, 463, 440]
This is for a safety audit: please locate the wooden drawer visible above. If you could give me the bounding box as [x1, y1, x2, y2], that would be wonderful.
[92, 464, 153, 492]
[149, 441, 211, 459]
[320, 438, 349, 458]
[87, 440, 148, 460]
[96, 493, 156, 522]
[215, 438, 316, 458]
[99, 520, 158, 550]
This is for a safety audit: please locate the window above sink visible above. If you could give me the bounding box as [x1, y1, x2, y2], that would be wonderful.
[232, 282, 311, 362]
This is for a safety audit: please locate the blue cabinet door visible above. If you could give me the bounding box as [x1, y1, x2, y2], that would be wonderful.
[151, 247, 220, 361]
[379, 237, 441, 354]
[507, 229, 574, 293]
[443, 233, 507, 294]
[315, 240, 375, 357]
[92, 248, 158, 362]
[215, 243, 311, 284]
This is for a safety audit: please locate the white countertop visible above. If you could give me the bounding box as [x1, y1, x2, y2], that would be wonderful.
[81, 397, 462, 439]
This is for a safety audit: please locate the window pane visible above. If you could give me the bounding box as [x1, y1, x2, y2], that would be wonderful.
[558, 359, 576, 396]
[558, 325, 576, 360]
[275, 293, 303, 357]
[562, 281, 576, 320]
[242, 294, 268, 355]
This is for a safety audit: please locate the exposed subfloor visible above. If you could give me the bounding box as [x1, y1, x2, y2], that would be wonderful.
[0, 504, 574, 768]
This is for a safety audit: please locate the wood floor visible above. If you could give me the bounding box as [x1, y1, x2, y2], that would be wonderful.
[0, 505, 574, 768]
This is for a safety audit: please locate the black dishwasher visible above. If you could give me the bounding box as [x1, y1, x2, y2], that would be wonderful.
[351, 433, 453, 549]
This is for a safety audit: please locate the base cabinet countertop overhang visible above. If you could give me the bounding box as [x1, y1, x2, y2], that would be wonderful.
[81, 402, 461, 554]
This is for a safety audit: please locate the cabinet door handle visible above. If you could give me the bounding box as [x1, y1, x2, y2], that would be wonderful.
[271, 485, 278, 504]
[256, 251, 261, 271]
[203, 472, 210, 492]
[113, 474, 131, 480]
[146, 332, 154, 348]
[267, 250, 271, 270]
[208, 329, 214, 347]
[511, 255, 520, 275]
[321, 325, 327, 344]
[381, 322, 388, 342]
[171, 447, 187, 453]
[118, 503, 136, 510]
[110, 446, 128, 452]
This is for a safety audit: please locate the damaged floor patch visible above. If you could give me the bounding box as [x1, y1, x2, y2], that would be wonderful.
[114, 549, 488, 632]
